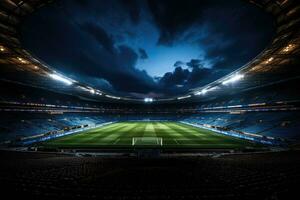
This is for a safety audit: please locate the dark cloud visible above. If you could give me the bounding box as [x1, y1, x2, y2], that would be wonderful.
[74, 0, 89, 8]
[186, 59, 204, 69]
[21, 0, 274, 98]
[187, 66, 215, 86]
[21, 8, 157, 95]
[147, 0, 210, 46]
[159, 67, 189, 87]
[81, 22, 115, 54]
[71, 45, 157, 93]
[173, 61, 185, 67]
[147, 0, 274, 77]
[138, 48, 148, 59]
[194, 0, 274, 72]
[158, 59, 218, 93]
[120, 0, 141, 25]
[77, 45, 157, 93]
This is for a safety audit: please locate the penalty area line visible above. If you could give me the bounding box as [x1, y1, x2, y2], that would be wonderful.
[113, 138, 121, 145]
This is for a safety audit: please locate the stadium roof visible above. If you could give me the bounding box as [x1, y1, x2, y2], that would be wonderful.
[0, 0, 299, 103]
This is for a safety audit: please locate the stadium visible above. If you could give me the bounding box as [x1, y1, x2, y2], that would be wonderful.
[0, 0, 300, 199]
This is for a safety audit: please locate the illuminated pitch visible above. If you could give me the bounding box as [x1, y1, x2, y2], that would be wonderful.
[40, 122, 263, 149]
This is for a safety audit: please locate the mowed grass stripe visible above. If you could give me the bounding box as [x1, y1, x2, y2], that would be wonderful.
[143, 122, 156, 138]
[174, 123, 255, 147]
[42, 121, 261, 149]
[163, 122, 205, 145]
[47, 123, 139, 146]
[115, 122, 147, 145]
[85, 122, 141, 145]
[169, 123, 219, 142]
[45, 122, 129, 146]
[75, 123, 129, 142]
[174, 123, 216, 137]
[153, 122, 184, 145]
[156, 122, 251, 147]
[48, 123, 125, 143]
[85, 123, 137, 144]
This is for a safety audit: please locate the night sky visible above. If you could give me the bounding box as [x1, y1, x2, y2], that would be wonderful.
[21, 0, 274, 98]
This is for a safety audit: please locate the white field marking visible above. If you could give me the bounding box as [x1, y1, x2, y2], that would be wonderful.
[79, 127, 123, 141]
[167, 123, 202, 141]
[174, 138, 219, 141]
[102, 124, 137, 141]
[144, 123, 156, 137]
[84, 123, 135, 142]
[131, 123, 147, 138]
[123, 123, 146, 141]
[158, 123, 182, 137]
[173, 138, 218, 143]
[169, 144, 234, 146]
[96, 124, 126, 132]
[57, 124, 124, 142]
[172, 123, 206, 137]
[49, 141, 235, 147]
[170, 124, 201, 133]
[59, 123, 120, 139]
[160, 140, 235, 146]
[113, 138, 121, 144]
[82, 123, 127, 135]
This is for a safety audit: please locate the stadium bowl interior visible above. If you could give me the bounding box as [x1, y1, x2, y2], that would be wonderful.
[0, 0, 300, 199]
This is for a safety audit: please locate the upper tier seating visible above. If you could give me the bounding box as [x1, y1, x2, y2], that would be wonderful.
[0, 113, 114, 142]
[182, 111, 300, 142]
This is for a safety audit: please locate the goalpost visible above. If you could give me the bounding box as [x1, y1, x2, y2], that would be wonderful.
[132, 137, 163, 146]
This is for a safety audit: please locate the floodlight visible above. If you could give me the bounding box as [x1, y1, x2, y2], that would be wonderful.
[194, 87, 216, 95]
[105, 95, 121, 99]
[17, 57, 27, 63]
[95, 91, 102, 95]
[222, 74, 244, 85]
[282, 44, 294, 52]
[177, 95, 191, 100]
[144, 98, 153, 103]
[195, 88, 208, 95]
[49, 74, 73, 85]
[201, 88, 208, 94]
[265, 57, 274, 64]
[89, 89, 95, 94]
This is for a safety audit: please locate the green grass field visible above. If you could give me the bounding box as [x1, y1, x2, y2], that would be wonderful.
[41, 121, 261, 149]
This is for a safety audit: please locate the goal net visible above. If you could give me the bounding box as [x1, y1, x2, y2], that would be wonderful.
[132, 137, 163, 146]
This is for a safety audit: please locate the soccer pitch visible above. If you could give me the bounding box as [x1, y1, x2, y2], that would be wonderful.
[41, 122, 261, 149]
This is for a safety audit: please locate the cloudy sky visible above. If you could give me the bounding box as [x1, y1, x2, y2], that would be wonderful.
[21, 0, 274, 98]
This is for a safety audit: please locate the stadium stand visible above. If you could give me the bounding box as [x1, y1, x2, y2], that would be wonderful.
[1, 109, 299, 146]
[0, 112, 115, 142]
[0, 150, 299, 199]
[182, 111, 300, 142]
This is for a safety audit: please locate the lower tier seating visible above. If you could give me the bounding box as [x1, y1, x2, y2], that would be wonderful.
[0, 150, 299, 199]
